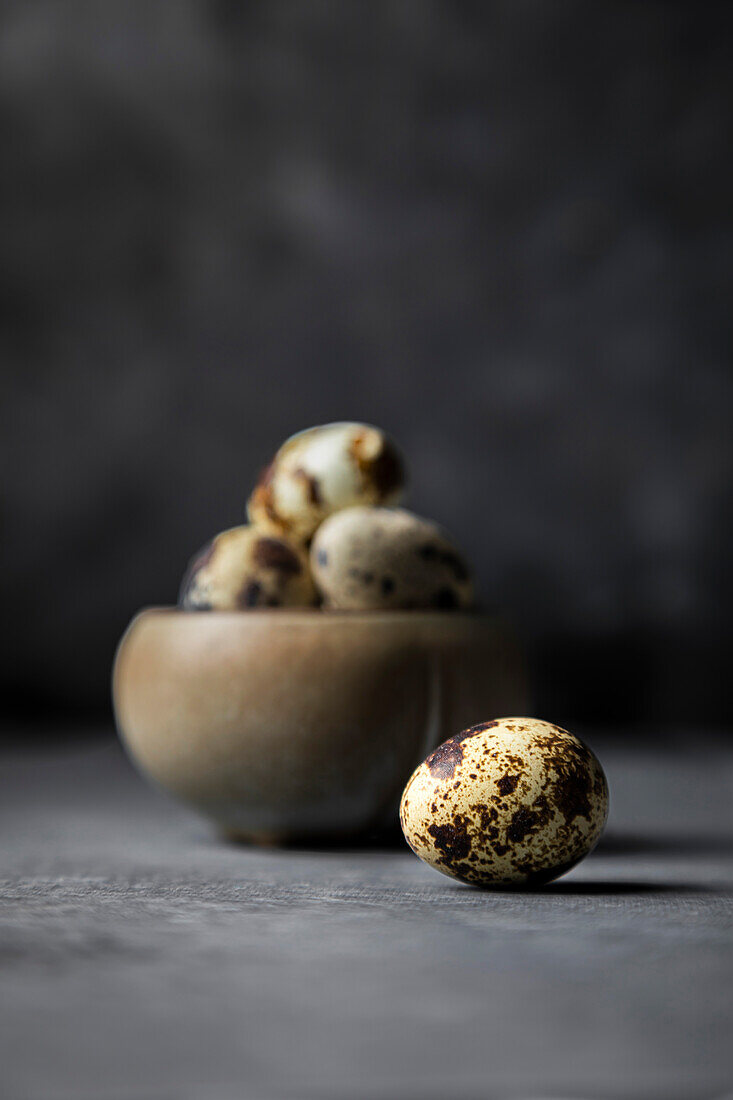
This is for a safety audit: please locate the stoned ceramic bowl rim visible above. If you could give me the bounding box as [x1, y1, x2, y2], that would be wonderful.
[123, 606, 500, 625]
[113, 607, 509, 655]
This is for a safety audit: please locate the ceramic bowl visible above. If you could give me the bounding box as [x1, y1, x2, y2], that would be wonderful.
[112, 608, 526, 842]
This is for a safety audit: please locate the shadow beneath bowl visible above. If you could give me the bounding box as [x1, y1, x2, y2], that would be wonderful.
[218, 823, 406, 852]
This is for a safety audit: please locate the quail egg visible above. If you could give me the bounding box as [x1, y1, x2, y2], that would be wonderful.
[179, 526, 317, 610]
[310, 506, 473, 611]
[400, 717, 608, 886]
[247, 422, 405, 543]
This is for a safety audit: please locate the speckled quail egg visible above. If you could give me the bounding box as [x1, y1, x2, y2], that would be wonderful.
[400, 718, 608, 887]
[310, 506, 474, 611]
[179, 526, 317, 610]
[247, 422, 405, 543]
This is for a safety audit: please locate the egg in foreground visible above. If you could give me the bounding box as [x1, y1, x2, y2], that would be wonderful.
[400, 718, 608, 887]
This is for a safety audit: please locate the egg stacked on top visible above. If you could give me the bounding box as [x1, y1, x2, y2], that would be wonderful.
[179, 422, 475, 613]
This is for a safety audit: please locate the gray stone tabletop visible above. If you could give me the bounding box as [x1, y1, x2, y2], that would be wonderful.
[1, 729, 732, 1100]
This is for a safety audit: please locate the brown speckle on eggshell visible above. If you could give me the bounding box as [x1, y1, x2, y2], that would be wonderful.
[311, 506, 474, 611]
[247, 422, 405, 543]
[400, 717, 609, 887]
[179, 526, 317, 611]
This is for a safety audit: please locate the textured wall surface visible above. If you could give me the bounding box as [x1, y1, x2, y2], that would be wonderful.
[1, 2, 731, 723]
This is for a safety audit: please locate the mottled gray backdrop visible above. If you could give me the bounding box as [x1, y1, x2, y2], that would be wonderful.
[1, 1, 731, 727]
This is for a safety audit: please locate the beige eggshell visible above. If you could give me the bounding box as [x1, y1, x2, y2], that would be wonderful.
[400, 717, 609, 887]
[247, 422, 405, 543]
[179, 526, 316, 610]
[311, 506, 474, 611]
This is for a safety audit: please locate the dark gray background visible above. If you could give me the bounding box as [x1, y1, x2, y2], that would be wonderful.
[1, 1, 731, 728]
